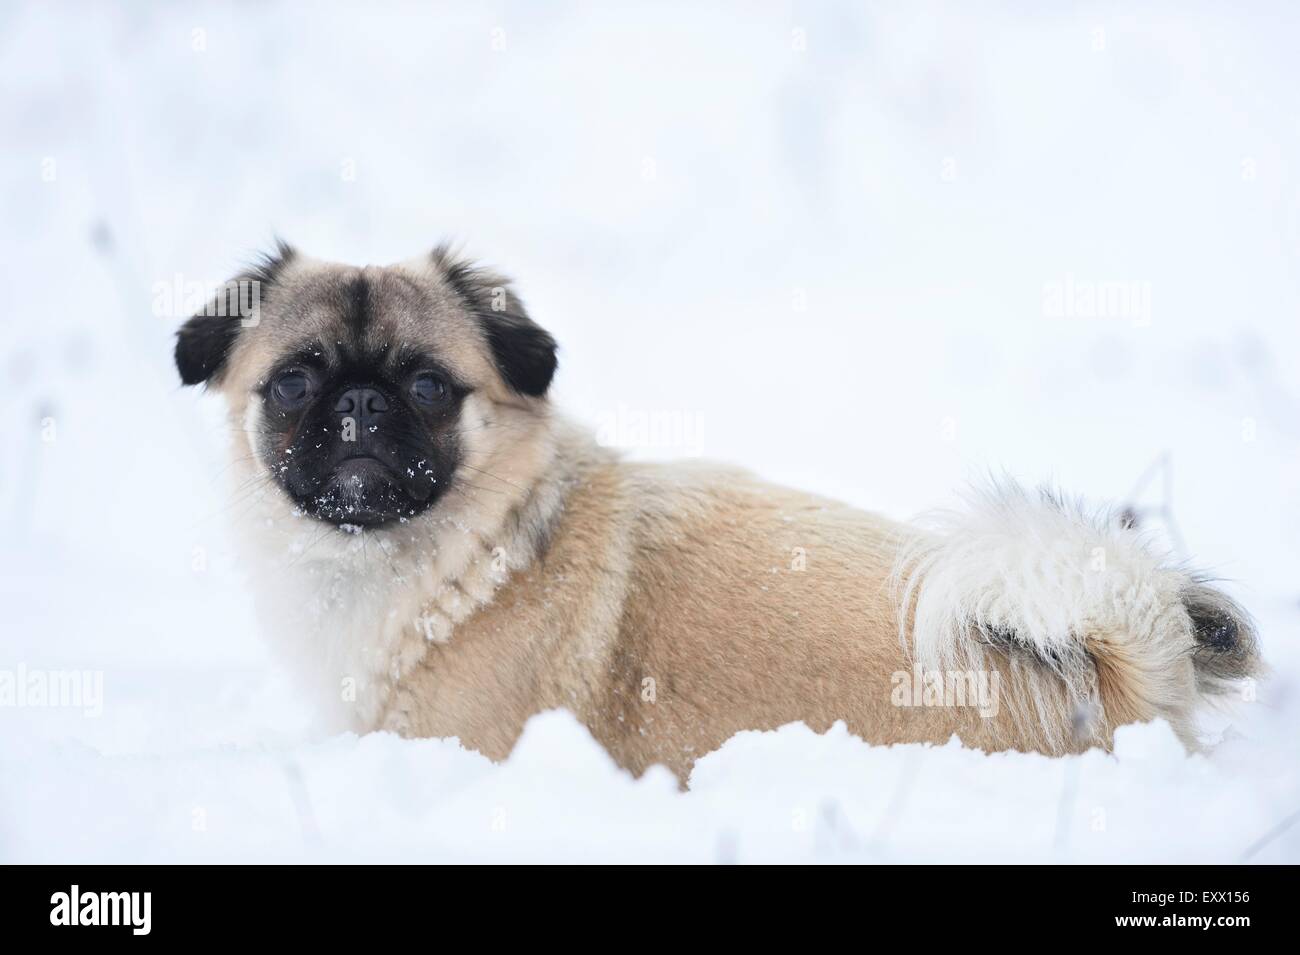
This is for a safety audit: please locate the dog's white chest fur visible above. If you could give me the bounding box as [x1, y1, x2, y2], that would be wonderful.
[244, 517, 509, 729]
[230, 397, 567, 730]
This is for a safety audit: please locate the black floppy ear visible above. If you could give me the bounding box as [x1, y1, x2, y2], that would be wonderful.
[175, 311, 242, 386]
[433, 244, 558, 397]
[174, 241, 296, 386]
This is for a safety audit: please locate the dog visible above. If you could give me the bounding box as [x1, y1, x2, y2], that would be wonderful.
[175, 242, 1262, 782]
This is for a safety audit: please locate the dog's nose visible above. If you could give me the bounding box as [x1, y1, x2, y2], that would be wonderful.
[334, 387, 389, 419]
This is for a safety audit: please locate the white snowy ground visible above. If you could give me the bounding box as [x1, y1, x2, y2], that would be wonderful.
[1, 1, 1298, 863]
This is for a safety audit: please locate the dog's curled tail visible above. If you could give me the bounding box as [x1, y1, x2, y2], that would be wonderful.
[893, 481, 1261, 753]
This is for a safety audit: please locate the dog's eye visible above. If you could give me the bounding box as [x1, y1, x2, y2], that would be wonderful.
[271, 370, 312, 408]
[411, 372, 448, 406]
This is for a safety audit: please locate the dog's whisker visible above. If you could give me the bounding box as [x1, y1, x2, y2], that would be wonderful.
[457, 463, 527, 492]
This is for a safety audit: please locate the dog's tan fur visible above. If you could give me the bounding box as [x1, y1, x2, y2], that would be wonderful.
[184, 246, 1261, 784]
[382, 423, 1087, 780]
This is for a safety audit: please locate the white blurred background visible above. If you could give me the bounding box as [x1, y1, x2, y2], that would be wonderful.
[1, 1, 1297, 862]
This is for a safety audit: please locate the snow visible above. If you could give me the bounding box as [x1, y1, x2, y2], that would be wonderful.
[2, 1, 1298, 863]
[4, 702, 1296, 863]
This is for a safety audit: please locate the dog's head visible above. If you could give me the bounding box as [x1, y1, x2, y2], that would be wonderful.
[175, 243, 557, 529]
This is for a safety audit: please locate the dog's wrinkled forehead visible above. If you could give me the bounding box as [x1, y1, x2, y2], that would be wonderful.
[235, 258, 492, 387]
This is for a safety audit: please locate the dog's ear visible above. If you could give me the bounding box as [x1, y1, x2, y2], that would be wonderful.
[433, 245, 557, 397]
[174, 241, 295, 386]
[175, 308, 242, 386]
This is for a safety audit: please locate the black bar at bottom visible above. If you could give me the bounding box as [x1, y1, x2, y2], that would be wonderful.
[2, 864, 1290, 940]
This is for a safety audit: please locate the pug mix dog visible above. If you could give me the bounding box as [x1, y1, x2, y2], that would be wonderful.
[176, 243, 1261, 782]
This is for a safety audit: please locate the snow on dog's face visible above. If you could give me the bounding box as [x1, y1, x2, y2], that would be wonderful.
[174, 243, 557, 530]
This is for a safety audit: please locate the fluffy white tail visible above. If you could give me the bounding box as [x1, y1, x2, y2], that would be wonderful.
[895, 482, 1260, 752]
